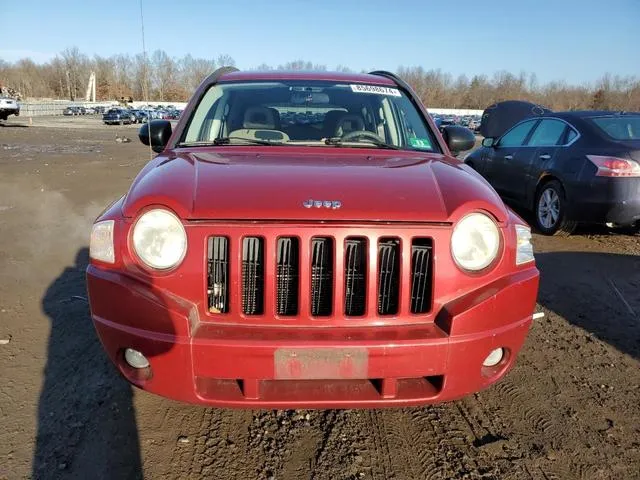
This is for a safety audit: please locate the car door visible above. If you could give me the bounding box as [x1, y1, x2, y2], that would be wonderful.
[512, 118, 571, 202]
[485, 119, 539, 198]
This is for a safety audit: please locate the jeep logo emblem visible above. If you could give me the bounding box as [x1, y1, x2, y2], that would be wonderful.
[303, 199, 342, 209]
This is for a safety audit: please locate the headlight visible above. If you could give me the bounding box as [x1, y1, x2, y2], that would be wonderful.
[515, 224, 534, 265]
[132, 209, 187, 269]
[90, 220, 115, 263]
[451, 213, 501, 271]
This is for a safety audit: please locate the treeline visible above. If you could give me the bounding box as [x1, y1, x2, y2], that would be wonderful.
[0, 47, 236, 102]
[1, 48, 640, 111]
[397, 67, 640, 112]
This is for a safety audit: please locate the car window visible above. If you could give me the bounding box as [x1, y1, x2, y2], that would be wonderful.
[498, 120, 537, 147]
[182, 80, 440, 152]
[565, 128, 578, 144]
[591, 116, 640, 140]
[527, 119, 567, 147]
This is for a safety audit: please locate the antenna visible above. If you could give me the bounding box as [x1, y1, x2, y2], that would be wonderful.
[140, 0, 153, 160]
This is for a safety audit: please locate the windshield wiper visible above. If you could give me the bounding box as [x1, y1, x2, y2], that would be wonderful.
[177, 137, 284, 148]
[324, 137, 401, 150]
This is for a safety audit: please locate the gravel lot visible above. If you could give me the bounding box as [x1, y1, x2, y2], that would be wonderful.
[1, 116, 639, 480]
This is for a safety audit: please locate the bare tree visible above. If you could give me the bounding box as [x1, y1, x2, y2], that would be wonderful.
[180, 54, 217, 92]
[1, 47, 639, 111]
[60, 47, 89, 100]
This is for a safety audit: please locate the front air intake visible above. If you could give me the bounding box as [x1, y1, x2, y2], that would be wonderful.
[378, 238, 400, 315]
[345, 238, 367, 316]
[310, 237, 333, 316]
[242, 237, 264, 315]
[207, 236, 229, 313]
[276, 237, 299, 316]
[410, 239, 433, 314]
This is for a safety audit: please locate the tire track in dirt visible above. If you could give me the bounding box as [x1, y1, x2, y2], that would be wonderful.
[142, 404, 254, 480]
[309, 410, 370, 480]
[247, 410, 325, 479]
[349, 404, 490, 480]
[406, 405, 488, 479]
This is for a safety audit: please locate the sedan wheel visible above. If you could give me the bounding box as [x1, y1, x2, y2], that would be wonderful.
[534, 180, 577, 236]
[538, 188, 559, 229]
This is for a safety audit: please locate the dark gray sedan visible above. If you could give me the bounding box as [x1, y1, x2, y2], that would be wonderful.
[465, 102, 640, 235]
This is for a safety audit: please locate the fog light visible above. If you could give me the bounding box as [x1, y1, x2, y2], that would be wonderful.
[124, 348, 150, 369]
[483, 348, 504, 367]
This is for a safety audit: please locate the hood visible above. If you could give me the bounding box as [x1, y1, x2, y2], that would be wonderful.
[480, 100, 551, 139]
[122, 149, 508, 224]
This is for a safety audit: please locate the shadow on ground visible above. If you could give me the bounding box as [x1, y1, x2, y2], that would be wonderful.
[33, 248, 143, 479]
[536, 251, 640, 361]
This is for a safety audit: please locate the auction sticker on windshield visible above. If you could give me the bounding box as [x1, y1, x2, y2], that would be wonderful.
[409, 137, 433, 149]
[350, 84, 401, 96]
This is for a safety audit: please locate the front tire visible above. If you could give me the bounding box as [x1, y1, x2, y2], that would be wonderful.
[535, 180, 577, 236]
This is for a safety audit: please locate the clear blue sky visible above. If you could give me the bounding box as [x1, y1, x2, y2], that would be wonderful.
[2, 0, 639, 84]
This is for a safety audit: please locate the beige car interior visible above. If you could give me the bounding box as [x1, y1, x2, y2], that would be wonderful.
[228, 105, 375, 143]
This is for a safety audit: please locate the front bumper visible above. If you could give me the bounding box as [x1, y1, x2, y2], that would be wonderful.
[87, 265, 539, 408]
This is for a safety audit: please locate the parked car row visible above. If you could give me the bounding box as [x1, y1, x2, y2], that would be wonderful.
[136, 105, 182, 120]
[102, 107, 183, 125]
[63, 105, 113, 116]
[432, 114, 482, 133]
[464, 100, 640, 235]
[60, 104, 183, 123]
[103, 108, 139, 125]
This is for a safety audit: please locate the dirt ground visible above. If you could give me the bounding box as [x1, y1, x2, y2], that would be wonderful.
[0, 115, 639, 480]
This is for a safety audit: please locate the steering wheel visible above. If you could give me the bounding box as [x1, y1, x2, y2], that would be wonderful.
[341, 130, 386, 143]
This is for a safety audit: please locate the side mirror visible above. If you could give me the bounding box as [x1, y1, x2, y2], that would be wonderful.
[441, 125, 476, 154]
[481, 137, 495, 148]
[139, 120, 172, 153]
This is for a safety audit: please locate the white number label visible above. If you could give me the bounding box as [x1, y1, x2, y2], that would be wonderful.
[350, 84, 401, 97]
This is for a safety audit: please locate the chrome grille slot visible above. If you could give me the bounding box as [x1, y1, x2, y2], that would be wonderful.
[378, 238, 400, 315]
[276, 237, 299, 316]
[345, 238, 367, 316]
[207, 236, 229, 313]
[242, 237, 264, 315]
[410, 239, 433, 314]
[310, 237, 333, 316]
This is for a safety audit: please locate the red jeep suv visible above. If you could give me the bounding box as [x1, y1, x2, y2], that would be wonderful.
[87, 68, 539, 408]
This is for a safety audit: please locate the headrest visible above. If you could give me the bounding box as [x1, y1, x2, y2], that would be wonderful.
[335, 114, 365, 136]
[243, 106, 277, 129]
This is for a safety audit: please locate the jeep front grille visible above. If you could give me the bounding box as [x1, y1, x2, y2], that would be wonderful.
[410, 239, 433, 314]
[378, 238, 401, 315]
[206, 233, 433, 320]
[207, 236, 229, 314]
[276, 237, 299, 316]
[310, 237, 333, 316]
[242, 237, 264, 315]
[344, 238, 367, 316]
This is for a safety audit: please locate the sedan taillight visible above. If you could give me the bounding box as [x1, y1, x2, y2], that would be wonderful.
[587, 155, 640, 177]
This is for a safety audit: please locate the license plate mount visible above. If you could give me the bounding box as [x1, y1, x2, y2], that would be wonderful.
[274, 347, 368, 380]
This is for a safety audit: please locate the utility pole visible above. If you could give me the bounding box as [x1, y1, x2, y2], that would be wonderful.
[85, 72, 96, 102]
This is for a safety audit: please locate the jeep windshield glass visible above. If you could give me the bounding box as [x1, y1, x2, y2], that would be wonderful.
[181, 80, 439, 152]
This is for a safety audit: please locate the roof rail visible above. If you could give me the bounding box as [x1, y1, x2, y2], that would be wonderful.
[199, 66, 239, 89]
[368, 70, 419, 100]
[368, 70, 402, 84]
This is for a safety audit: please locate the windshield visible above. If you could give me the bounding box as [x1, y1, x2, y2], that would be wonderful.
[181, 80, 439, 151]
[591, 116, 640, 141]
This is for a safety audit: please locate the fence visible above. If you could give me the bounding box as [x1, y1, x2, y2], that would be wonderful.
[16, 101, 482, 118]
[17, 101, 118, 117]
